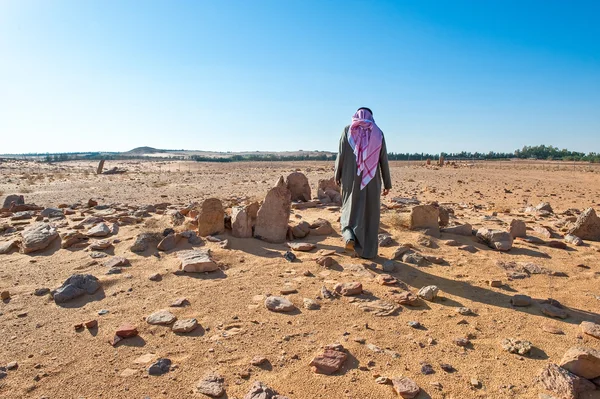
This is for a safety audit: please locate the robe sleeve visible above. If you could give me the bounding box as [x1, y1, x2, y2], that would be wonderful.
[334, 127, 347, 185]
[379, 135, 392, 190]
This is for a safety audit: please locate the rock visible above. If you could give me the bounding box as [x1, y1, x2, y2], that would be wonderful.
[511, 294, 532, 307]
[316, 256, 335, 267]
[115, 323, 138, 338]
[86, 223, 110, 237]
[580, 321, 600, 339]
[172, 318, 198, 333]
[242, 381, 290, 399]
[560, 347, 600, 379]
[537, 202, 554, 213]
[458, 244, 477, 252]
[510, 219, 527, 238]
[392, 377, 421, 399]
[565, 234, 584, 246]
[454, 337, 471, 347]
[60, 230, 88, 248]
[547, 240, 567, 249]
[441, 223, 473, 236]
[354, 299, 397, 316]
[89, 239, 111, 250]
[1, 290, 9, 300]
[146, 310, 177, 325]
[34, 288, 50, 296]
[457, 307, 474, 315]
[52, 274, 100, 303]
[196, 372, 225, 397]
[438, 206, 451, 226]
[334, 282, 362, 296]
[0, 240, 18, 254]
[157, 234, 177, 251]
[408, 321, 421, 328]
[250, 356, 268, 366]
[502, 338, 532, 355]
[541, 304, 569, 319]
[568, 208, 600, 241]
[170, 210, 185, 226]
[20, 223, 59, 253]
[265, 296, 295, 312]
[6, 361, 18, 370]
[488, 280, 503, 287]
[476, 228, 513, 251]
[130, 232, 161, 253]
[197, 198, 225, 237]
[232, 206, 253, 238]
[402, 252, 427, 266]
[178, 249, 218, 273]
[148, 273, 162, 281]
[534, 226, 553, 239]
[287, 242, 316, 252]
[392, 246, 410, 259]
[376, 274, 398, 286]
[317, 178, 341, 205]
[378, 234, 394, 247]
[291, 221, 311, 239]
[407, 205, 439, 232]
[542, 325, 564, 335]
[286, 172, 311, 202]
[536, 363, 596, 399]
[254, 177, 292, 243]
[170, 297, 189, 307]
[2, 194, 24, 209]
[303, 298, 320, 310]
[103, 256, 129, 268]
[310, 218, 333, 235]
[309, 344, 348, 375]
[417, 285, 439, 301]
[393, 291, 420, 306]
[148, 358, 171, 376]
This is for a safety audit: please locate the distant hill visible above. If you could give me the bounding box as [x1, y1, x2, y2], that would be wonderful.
[123, 146, 165, 155]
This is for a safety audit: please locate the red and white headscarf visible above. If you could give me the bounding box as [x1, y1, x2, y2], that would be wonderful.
[348, 108, 383, 189]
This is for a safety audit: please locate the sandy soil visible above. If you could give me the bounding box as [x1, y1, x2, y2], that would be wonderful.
[1, 159, 599, 399]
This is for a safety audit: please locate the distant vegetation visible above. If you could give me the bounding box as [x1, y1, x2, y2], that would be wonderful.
[4, 145, 600, 163]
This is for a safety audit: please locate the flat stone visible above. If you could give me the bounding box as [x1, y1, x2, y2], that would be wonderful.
[265, 296, 295, 312]
[511, 294, 532, 307]
[392, 377, 421, 398]
[580, 321, 600, 339]
[541, 304, 569, 319]
[133, 353, 156, 364]
[146, 310, 177, 325]
[376, 274, 398, 286]
[309, 345, 348, 375]
[393, 291, 420, 306]
[542, 325, 564, 335]
[178, 249, 218, 273]
[196, 372, 225, 397]
[287, 242, 316, 252]
[334, 282, 363, 296]
[89, 239, 111, 250]
[115, 323, 138, 338]
[103, 256, 129, 268]
[172, 318, 198, 333]
[20, 223, 59, 253]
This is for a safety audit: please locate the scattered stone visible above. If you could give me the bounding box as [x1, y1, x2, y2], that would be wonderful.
[511, 295, 532, 307]
[470, 378, 481, 388]
[2, 194, 24, 209]
[115, 323, 138, 338]
[334, 282, 363, 296]
[0, 239, 18, 254]
[52, 274, 100, 303]
[392, 376, 421, 399]
[378, 234, 394, 247]
[34, 288, 50, 296]
[376, 274, 398, 286]
[309, 344, 348, 375]
[376, 376, 391, 384]
[196, 372, 225, 397]
[103, 256, 129, 268]
[476, 228, 513, 251]
[157, 234, 178, 251]
[547, 240, 568, 249]
[265, 296, 295, 312]
[541, 304, 569, 319]
[580, 321, 600, 339]
[86, 223, 110, 237]
[280, 287, 297, 295]
[287, 242, 316, 252]
[148, 273, 162, 281]
[441, 223, 472, 236]
[170, 297, 189, 307]
[454, 337, 471, 347]
[254, 177, 292, 243]
[291, 295, 317, 311]
[392, 246, 410, 259]
[283, 251, 296, 262]
[408, 321, 421, 329]
[542, 324, 564, 335]
[317, 178, 342, 205]
[393, 291, 420, 306]
[20, 223, 59, 253]
[231, 206, 253, 238]
[148, 358, 171, 376]
[1, 291, 9, 301]
[502, 338, 532, 355]
[320, 286, 334, 299]
[458, 244, 477, 253]
[250, 356, 268, 366]
[354, 299, 397, 316]
[457, 307, 474, 315]
[559, 347, 600, 379]
[406, 205, 439, 231]
[291, 221, 311, 239]
[421, 363, 435, 375]
[316, 256, 334, 267]
[130, 232, 161, 253]
[310, 218, 334, 235]
[535, 363, 596, 399]
[89, 239, 111, 250]
[564, 234, 584, 246]
[242, 381, 290, 399]
[510, 219, 527, 238]
[440, 363, 455, 373]
[146, 310, 177, 325]
[178, 249, 218, 273]
[172, 318, 198, 333]
[568, 207, 600, 241]
[402, 251, 427, 266]
[6, 361, 18, 370]
[417, 285, 439, 301]
[488, 280, 502, 288]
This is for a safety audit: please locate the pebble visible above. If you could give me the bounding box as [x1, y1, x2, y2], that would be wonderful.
[1, 291, 10, 300]
[408, 321, 421, 329]
[148, 358, 171, 376]
[148, 273, 162, 281]
[34, 288, 50, 296]
[303, 298, 320, 310]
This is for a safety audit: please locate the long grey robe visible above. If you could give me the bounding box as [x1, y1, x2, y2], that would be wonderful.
[334, 125, 392, 259]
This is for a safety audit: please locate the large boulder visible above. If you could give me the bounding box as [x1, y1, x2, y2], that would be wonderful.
[231, 206, 252, 238]
[568, 208, 600, 241]
[20, 223, 59, 253]
[536, 363, 596, 399]
[286, 172, 311, 202]
[1, 194, 24, 210]
[52, 274, 100, 303]
[254, 177, 291, 243]
[560, 347, 600, 379]
[178, 249, 218, 273]
[476, 228, 513, 251]
[197, 198, 225, 237]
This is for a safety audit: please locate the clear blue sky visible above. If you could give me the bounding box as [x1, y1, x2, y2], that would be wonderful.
[1, 0, 599, 155]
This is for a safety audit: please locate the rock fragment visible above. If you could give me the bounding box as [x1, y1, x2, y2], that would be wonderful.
[309, 344, 348, 375]
[265, 296, 295, 312]
[196, 372, 225, 397]
[392, 377, 421, 399]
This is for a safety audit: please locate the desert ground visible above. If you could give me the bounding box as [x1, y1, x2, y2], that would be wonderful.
[1, 159, 599, 399]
